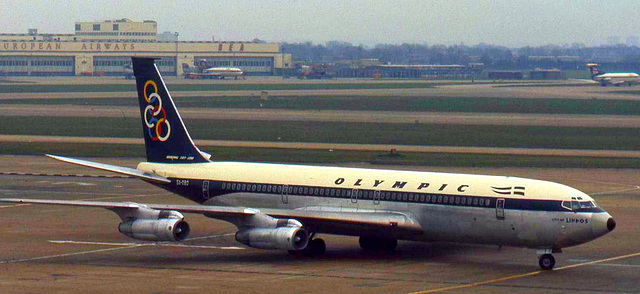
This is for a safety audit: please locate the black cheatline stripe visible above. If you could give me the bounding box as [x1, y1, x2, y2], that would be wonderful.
[167, 178, 607, 213]
[513, 191, 525, 196]
[514, 186, 525, 190]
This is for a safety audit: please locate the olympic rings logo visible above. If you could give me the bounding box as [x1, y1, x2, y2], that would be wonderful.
[143, 80, 171, 142]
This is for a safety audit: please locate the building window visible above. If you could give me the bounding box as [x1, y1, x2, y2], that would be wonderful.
[75, 24, 81, 31]
[113, 24, 119, 31]
[93, 24, 100, 31]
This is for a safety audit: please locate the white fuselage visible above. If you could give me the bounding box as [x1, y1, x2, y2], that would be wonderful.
[203, 67, 244, 77]
[594, 73, 640, 85]
[138, 161, 613, 250]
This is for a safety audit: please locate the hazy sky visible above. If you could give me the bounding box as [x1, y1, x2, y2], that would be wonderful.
[2, 0, 639, 47]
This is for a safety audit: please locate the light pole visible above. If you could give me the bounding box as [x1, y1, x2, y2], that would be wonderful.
[174, 32, 179, 75]
[281, 44, 285, 79]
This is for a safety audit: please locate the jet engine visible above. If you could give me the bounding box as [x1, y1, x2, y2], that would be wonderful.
[118, 218, 190, 242]
[235, 226, 309, 250]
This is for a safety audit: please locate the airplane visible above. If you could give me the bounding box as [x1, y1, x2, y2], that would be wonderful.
[587, 63, 640, 86]
[0, 57, 616, 270]
[201, 67, 245, 79]
[183, 63, 244, 80]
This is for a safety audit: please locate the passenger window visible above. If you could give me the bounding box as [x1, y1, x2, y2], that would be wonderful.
[408, 194, 414, 201]
[330, 189, 335, 196]
[479, 198, 484, 206]
[443, 196, 449, 203]
[473, 198, 478, 205]
[304, 187, 309, 194]
[426, 195, 431, 202]
[420, 195, 425, 202]
[232, 183, 237, 190]
[242, 184, 247, 190]
[403, 194, 408, 201]
[437, 196, 443, 203]
[267, 185, 272, 192]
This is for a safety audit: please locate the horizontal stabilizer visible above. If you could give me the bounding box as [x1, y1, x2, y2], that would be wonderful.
[46, 154, 170, 183]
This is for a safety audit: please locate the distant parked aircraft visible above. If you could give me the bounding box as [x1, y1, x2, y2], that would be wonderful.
[587, 63, 640, 86]
[202, 67, 245, 79]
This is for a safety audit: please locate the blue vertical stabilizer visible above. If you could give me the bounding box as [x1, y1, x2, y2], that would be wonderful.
[131, 57, 210, 163]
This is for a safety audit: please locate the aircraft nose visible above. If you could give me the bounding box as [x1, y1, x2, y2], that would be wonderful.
[607, 217, 616, 231]
[592, 212, 615, 238]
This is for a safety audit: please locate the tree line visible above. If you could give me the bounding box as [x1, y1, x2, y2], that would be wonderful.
[279, 41, 640, 71]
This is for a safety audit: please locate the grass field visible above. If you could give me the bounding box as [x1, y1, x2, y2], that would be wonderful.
[4, 142, 640, 168]
[3, 116, 639, 150]
[0, 82, 444, 93]
[4, 95, 640, 115]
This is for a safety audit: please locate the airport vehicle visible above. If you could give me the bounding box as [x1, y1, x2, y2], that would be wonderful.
[587, 63, 640, 86]
[0, 58, 616, 270]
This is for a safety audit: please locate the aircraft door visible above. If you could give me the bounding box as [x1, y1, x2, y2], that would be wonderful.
[202, 180, 210, 199]
[496, 198, 505, 220]
[373, 190, 381, 205]
[281, 184, 289, 204]
[351, 188, 359, 204]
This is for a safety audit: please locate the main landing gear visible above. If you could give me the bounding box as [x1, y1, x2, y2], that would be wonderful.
[290, 232, 326, 257]
[359, 236, 398, 252]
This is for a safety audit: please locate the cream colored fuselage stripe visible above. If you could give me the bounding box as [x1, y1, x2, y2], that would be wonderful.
[137, 161, 591, 202]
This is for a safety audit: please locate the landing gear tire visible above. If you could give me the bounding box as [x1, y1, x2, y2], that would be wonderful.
[306, 238, 326, 256]
[539, 254, 555, 270]
[290, 238, 326, 257]
[359, 236, 398, 252]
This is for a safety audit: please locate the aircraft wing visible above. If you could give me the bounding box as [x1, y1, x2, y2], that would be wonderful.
[0, 198, 423, 235]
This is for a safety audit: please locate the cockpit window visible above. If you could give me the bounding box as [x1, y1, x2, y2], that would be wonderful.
[579, 201, 595, 209]
[562, 200, 597, 211]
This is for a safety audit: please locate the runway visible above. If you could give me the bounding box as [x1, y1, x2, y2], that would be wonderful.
[0, 157, 639, 293]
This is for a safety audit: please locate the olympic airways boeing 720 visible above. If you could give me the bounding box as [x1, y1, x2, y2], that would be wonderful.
[0, 58, 616, 270]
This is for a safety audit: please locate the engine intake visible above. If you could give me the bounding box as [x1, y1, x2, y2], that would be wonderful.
[235, 227, 309, 250]
[119, 218, 190, 242]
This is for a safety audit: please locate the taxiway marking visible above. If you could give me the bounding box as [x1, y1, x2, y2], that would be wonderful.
[0, 245, 144, 264]
[410, 251, 640, 293]
[49, 240, 244, 250]
[0, 235, 245, 265]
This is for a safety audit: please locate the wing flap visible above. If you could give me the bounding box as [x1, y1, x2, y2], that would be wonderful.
[46, 154, 170, 183]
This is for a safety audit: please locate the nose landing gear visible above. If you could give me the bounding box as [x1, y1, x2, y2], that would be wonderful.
[537, 248, 561, 270]
[539, 254, 555, 270]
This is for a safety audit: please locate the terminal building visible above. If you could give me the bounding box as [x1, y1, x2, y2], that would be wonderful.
[0, 18, 291, 76]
